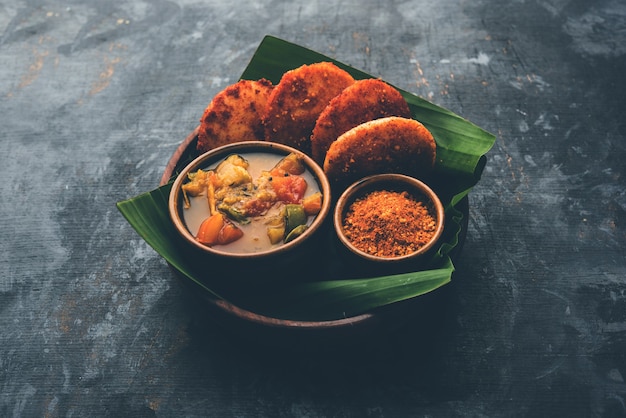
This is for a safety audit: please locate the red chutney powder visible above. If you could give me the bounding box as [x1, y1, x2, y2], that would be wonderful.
[342, 190, 438, 258]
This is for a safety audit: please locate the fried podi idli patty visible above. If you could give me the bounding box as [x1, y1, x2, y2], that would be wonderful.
[263, 62, 355, 155]
[197, 79, 274, 153]
[311, 78, 411, 164]
[323, 116, 436, 183]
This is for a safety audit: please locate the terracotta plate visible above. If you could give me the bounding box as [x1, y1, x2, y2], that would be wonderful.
[160, 127, 469, 346]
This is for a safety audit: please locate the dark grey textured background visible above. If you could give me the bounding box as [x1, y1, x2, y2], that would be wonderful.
[1, 0, 625, 416]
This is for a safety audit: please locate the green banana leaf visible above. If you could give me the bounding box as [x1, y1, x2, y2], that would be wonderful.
[116, 35, 496, 321]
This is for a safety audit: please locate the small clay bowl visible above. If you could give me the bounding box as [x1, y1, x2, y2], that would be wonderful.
[333, 174, 445, 274]
[168, 141, 331, 277]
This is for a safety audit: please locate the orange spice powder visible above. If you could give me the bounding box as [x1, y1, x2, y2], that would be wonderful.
[342, 190, 438, 258]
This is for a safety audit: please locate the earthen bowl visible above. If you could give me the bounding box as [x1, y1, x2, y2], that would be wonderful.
[333, 174, 445, 275]
[167, 140, 331, 277]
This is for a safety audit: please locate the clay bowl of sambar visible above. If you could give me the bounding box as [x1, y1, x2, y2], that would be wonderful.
[333, 174, 445, 274]
[168, 141, 331, 277]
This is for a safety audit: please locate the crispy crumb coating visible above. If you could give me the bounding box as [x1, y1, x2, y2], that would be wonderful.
[311, 78, 412, 164]
[323, 116, 436, 183]
[197, 79, 274, 153]
[262, 62, 355, 155]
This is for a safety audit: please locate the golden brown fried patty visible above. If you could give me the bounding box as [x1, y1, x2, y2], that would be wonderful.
[263, 62, 355, 155]
[311, 78, 411, 164]
[323, 116, 436, 183]
[197, 79, 274, 153]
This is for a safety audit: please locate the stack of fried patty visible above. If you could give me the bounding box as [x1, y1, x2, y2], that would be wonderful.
[196, 62, 436, 185]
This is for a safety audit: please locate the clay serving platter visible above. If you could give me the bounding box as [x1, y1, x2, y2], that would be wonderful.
[159, 126, 469, 346]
